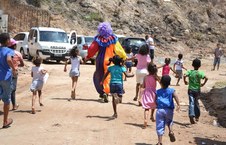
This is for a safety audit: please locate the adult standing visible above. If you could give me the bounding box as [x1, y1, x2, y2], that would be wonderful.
[146, 32, 155, 63]
[0, 33, 16, 128]
[212, 43, 223, 71]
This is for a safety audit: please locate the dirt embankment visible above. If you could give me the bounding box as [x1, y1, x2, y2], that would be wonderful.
[1, 0, 226, 54]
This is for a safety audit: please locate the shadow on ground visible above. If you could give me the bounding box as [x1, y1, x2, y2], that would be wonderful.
[121, 102, 139, 107]
[135, 143, 153, 145]
[86, 115, 115, 121]
[174, 121, 191, 127]
[124, 122, 145, 129]
[13, 110, 41, 114]
[51, 97, 103, 103]
[201, 85, 226, 127]
[194, 137, 226, 145]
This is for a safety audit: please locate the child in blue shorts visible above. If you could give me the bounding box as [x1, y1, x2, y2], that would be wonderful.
[101, 55, 129, 118]
[0, 33, 16, 128]
[156, 75, 180, 145]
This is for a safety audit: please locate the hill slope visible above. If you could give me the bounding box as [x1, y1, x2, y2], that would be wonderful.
[7, 0, 226, 53]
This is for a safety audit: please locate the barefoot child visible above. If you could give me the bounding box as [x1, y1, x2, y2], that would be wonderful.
[30, 56, 47, 114]
[184, 58, 208, 124]
[101, 55, 129, 118]
[8, 38, 24, 110]
[174, 54, 187, 86]
[141, 63, 159, 128]
[156, 75, 180, 145]
[64, 46, 83, 100]
[158, 58, 177, 76]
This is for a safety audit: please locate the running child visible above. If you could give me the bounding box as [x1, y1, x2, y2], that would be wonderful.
[184, 58, 208, 124]
[30, 56, 47, 114]
[0, 33, 16, 128]
[101, 55, 129, 118]
[8, 38, 24, 110]
[156, 75, 180, 145]
[125, 47, 133, 74]
[173, 54, 187, 86]
[133, 44, 151, 106]
[158, 58, 177, 76]
[64, 46, 83, 100]
[141, 63, 159, 128]
[124, 47, 134, 81]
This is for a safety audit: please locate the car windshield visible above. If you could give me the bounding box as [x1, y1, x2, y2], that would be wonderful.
[85, 37, 94, 44]
[39, 31, 68, 43]
[126, 39, 146, 46]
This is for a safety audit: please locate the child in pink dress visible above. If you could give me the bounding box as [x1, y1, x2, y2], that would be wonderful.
[141, 63, 160, 128]
[158, 58, 176, 76]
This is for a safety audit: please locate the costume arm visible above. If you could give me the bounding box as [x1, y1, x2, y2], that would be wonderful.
[86, 41, 99, 59]
[114, 41, 127, 60]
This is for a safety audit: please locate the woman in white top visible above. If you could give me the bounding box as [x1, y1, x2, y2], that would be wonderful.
[64, 46, 83, 100]
[30, 56, 47, 114]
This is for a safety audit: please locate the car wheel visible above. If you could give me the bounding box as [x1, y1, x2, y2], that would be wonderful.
[20, 48, 26, 59]
[27, 49, 32, 61]
[36, 50, 39, 56]
[91, 59, 95, 65]
[56, 60, 61, 63]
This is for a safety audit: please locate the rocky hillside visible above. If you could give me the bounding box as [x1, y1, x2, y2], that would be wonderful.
[11, 0, 226, 55]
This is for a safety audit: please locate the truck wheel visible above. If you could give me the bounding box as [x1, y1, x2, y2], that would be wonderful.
[20, 48, 26, 59]
[56, 60, 61, 63]
[36, 50, 39, 56]
[91, 59, 95, 65]
[27, 50, 32, 61]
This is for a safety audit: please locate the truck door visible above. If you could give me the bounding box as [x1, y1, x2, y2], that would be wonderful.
[68, 30, 77, 46]
[29, 30, 38, 56]
[28, 29, 34, 57]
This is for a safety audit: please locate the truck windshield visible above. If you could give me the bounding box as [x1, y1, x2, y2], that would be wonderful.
[85, 37, 94, 44]
[39, 31, 69, 43]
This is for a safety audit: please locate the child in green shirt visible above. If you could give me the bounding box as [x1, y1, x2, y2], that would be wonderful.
[183, 58, 208, 124]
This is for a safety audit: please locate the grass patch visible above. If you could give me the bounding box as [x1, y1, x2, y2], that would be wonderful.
[193, 32, 203, 41]
[84, 12, 103, 22]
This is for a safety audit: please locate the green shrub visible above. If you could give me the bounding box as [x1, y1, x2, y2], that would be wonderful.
[84, 12, 103, 22]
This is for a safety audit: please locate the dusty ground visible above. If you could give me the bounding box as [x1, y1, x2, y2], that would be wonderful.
[0, 56, 226, 145]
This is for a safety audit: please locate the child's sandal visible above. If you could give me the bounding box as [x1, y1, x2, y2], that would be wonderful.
[150, 117, 156, 122]
[169, 132, 176, 142]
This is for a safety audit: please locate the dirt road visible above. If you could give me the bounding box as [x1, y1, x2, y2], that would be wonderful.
[0, 57, 226, 145]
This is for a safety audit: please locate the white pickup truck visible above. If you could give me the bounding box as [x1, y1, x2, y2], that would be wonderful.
[28, 27, 76, 62]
